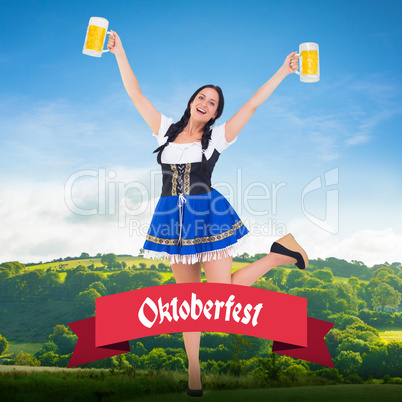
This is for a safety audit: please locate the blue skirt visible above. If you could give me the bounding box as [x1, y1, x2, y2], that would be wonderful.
[143, 189, 249, 264]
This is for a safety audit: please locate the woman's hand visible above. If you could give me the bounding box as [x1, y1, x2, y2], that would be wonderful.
[107, 30, 123, 55]
[280, 52, 300, 76]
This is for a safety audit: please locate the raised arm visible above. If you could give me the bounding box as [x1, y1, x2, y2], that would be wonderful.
[107, 30, 161, 134]
[225, 52, 299, 143]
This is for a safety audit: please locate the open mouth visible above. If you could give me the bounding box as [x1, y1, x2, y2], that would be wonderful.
[196, 108, 206, 115]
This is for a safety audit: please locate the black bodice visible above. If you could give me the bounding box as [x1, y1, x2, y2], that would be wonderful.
[159, 149, 222, 197]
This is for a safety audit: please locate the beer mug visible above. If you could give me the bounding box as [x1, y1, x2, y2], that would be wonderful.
[295, 43, 320, 83]
[82, 17, 111, 57]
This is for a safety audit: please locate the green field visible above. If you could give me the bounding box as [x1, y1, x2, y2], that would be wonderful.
[141, 385, 402, 402]
[0, 365, 401, 402]
[5, 342, 43, 356]
[26, 257, 250, 283]
[27, 256, 249, 271]
[378, 327, 402, 343]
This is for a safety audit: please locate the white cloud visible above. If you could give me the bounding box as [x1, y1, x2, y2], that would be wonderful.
[282, 218, 402, 267]
[1, 173, 401, 268]
[0, 168, 159, 264]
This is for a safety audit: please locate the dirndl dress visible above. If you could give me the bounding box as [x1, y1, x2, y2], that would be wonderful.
[143, 115, 249, 264]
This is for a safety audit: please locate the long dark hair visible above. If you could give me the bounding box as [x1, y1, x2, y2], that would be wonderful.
[153, 85, 224, 172]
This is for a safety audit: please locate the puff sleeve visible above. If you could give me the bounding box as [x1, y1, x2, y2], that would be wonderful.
[152, 114, 175, 146]
[210, 122, 237, 153]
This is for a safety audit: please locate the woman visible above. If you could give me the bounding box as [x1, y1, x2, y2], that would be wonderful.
[108, 31, 308, 396]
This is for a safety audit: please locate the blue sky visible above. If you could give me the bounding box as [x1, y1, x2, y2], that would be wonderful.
[1, 0, 402, 266]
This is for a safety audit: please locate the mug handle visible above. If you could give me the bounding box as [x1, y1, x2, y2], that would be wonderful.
[102, 31, 112, 53]
[294, 53, 302, 75]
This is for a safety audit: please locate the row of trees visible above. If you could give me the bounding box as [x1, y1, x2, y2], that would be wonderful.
[1, 257, 401, 381]
[1, 260, 401, 320]
[1, 318, 401, 382]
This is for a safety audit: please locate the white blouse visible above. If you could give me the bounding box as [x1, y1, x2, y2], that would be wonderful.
[152, 114, 237, 164]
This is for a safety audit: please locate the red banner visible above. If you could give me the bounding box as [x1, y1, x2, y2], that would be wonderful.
[67, 283, 334, 368]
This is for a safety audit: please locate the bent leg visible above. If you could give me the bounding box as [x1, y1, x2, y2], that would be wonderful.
[170, 261, 202, 390]
[231, 253, 296, 287]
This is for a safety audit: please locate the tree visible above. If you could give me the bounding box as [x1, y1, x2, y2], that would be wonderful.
[14, 351, 41, 366]
[108, 271, 136, 293]
[0, 261, 25, 275]
[163, 276, 176, 285]
[38, 351, 60, 367]
[384, 341, 402, 377]
[158, 263, 168, 271]
[22, 270, 43, 298]
[372, 283, 401, 311]
[336, 337, 370, 355]
[258, 352, 281, 380]
[74, 288, 101, 317]
[285, 269, 309, 289]
[65, 271, 105, 297]
[361, 345, 387, 378]
[264, 267, 287, 288]
[334, 299, 348, 313]
[335, 350, 362, 376]
[41, 271, 63, 298]
[334, 314, 364, 330]
[373, 267, 394, 277]
[131, 271, 163, 289]
[0, 334, 9, 355]
[34, 341, 59, 358]
[284, 364, 308, 380]
[376, 270, 391, 280]
[89, 281, 108, 296]
[48, 325, 77, 355]
[383, 275, 402, 293]
[111, 354, 132, 373]
[229, 334, 256, 362]
[312, 269, 334, 283]
[101, 253, 119, 269]
[253, 278, 280, 292]
[132, 342, 148, 357]
[142, 348, 168, 372]
[80, 252, 90, 259]
[348, 277, 360, 291]
[303, 277, 324, 288]
[289, 288, 335, 314]
[165, 355, 185, 371]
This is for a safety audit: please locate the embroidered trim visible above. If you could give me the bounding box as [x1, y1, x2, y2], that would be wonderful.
[144, 231, 251, 265]
[184, 163, 191, 195]
[170, 164, 178, 196]
[146, 219, 245, 246]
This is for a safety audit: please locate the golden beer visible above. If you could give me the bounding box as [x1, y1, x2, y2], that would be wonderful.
[301, 50, 318, 75]
[85, 25, 107, 52]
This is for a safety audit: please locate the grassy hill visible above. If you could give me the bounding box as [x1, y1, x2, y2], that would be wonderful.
[0, 365, 401, 402]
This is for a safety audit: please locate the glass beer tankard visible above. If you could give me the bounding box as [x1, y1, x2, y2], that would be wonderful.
[295, 43, 320, 83]
[82, 17, 112, 57]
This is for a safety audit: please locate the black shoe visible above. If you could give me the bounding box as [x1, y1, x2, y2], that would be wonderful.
[270, 233, 309, 270]
[187, 375, 203, 397]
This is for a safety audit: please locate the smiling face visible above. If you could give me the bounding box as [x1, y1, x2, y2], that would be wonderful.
[190, 88, 219, 123]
